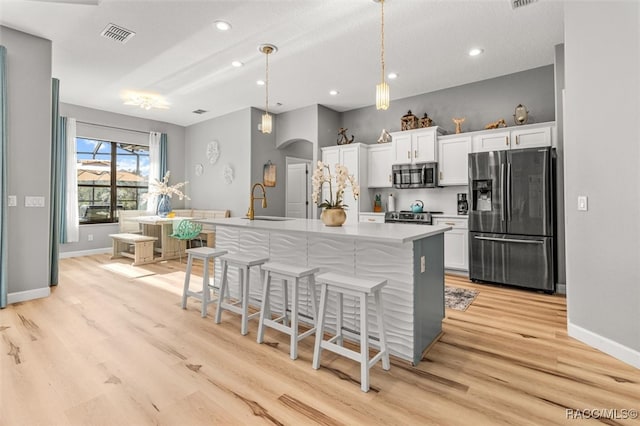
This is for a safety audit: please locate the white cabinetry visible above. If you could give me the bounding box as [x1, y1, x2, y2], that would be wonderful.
[367, 144, 393, 188]
[437, 135, 470, 186]
[390, 127, 444, 164]
[359, 212, 385, 223]
[321, 144, 370, 225]
[433, 216, 468, 272]
[471, 122, 554, 153]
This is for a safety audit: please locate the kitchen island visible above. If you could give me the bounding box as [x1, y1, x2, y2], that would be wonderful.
[197, 216, 451, 365]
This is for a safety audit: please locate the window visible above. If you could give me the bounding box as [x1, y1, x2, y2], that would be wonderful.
[77, 138, 149, 224]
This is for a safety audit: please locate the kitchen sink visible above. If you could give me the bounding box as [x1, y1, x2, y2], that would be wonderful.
[242, 216, 294, 221]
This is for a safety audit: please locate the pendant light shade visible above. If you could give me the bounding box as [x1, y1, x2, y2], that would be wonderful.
[375, 0, 389, 110]
[259, 44, 277, 134]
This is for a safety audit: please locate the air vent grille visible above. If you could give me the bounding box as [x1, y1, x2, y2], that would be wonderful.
[511, 0, 538, 9]
[192, 109, 208, 115]
[100, 23, 136, 44]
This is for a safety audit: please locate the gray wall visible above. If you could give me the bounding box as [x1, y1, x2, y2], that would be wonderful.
[341, 65, 556, 142]
[275, 104, 317, 149]
[1, 26, 52, 296]
[564, 2, 639, 363]
[554, 44, 566, 287]
[59, 103, 186, 253]
[185, 108, 251, 217]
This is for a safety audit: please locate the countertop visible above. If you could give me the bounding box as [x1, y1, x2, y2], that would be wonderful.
[197, 217, 451, 244]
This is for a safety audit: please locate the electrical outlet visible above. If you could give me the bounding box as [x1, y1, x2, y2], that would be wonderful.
[420, 256, 426, 273]
[577, 195, 588, 211]
[25, 196, 45, 207]
[87, 234, 94, 241]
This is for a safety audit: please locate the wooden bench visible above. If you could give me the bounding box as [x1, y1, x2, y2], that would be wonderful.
[109, 233, 158, 266]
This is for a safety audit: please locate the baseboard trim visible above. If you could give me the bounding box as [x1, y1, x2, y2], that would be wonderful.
[8, 287, 51, 304]
[59, 247, 111, 258]
[555, 282, 566, 294]
[568, 321, 640, 369]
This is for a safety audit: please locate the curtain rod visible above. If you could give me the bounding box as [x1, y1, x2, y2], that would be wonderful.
[76, 120, 151, 135]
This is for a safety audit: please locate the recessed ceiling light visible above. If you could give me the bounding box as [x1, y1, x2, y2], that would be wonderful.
[388, 72, 398, 80]
[256, 80, 265, 86]
[469, 48, 484, 57]
[214, 20, 231, 31]
[329, 90, 339, 96]
[231, 60, 243, 67]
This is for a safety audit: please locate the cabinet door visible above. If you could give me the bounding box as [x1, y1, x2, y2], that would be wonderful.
[438, 136, 470, 186]
[322, 147, 339, 168]
[392, 133, 412, 164]
[435, 218, 469, 271]
[359, 213, 385, 223]
[511, 126, 551, 149]
[472, 131, 511, 153]
[342, 188, 358, 225]
[367, 145, 392, 188]
[340, 145, 359, 176]
[414, 130, 437, 162]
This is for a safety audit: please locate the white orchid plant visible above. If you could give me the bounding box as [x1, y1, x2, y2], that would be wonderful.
[311, 161, 360, 209]
[142, 171, 190, 204]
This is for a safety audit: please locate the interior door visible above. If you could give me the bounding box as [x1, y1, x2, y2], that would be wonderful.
[286, 163, 308, 218]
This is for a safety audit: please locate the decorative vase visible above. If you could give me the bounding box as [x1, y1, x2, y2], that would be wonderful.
[321, 208, 346, 227]
[156, 194, 171, 217]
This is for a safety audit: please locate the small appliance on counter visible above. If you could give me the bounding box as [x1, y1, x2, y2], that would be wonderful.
[457, 193, 468, 215]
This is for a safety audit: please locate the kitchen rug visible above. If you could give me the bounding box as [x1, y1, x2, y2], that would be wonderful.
[445, 286, 479, 311]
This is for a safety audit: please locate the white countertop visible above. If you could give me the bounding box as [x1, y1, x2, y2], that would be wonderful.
[197, 217, 451, 244]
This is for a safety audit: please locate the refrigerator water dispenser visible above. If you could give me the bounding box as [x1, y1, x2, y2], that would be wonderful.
[472, 180, 493, 212]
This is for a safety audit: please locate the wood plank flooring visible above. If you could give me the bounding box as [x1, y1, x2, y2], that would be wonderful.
[1, 255, 639, 425]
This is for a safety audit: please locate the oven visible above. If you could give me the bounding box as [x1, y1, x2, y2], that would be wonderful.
[392, 162, 438, 189]
[384, 211, 441, 225]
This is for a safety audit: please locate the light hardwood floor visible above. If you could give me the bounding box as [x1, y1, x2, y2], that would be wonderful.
[2, 254, 639, 425]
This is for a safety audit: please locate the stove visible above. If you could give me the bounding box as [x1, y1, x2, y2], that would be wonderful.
[384, 211, 442, 225]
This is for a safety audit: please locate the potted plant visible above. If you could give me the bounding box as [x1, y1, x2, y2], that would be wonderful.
[142, 171, 190, 217]
[311, 161, 360, 226]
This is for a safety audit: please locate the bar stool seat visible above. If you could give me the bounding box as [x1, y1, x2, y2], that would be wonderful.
[181, 247, 228, 317]
[312, 272, 390, 392]
[257, 262, 320, 360]
[215, 253, 269, 335]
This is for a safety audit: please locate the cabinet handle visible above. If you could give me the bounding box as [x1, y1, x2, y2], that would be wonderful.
[414, 150, 418, 158]
[505, 136, 509, 146]
[368, 218, 376, 222]
[516, 135, 520, 145]
[439, 171, 443, 180]
[445, 222, 456, 226]
[388, 174, 392, 182]
[407, 151, 410, 159]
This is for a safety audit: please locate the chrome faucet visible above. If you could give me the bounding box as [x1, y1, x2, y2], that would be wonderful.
[247, 182, 267, 220]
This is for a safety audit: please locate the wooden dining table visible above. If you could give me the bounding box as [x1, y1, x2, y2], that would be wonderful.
[132, 216, 193, 262]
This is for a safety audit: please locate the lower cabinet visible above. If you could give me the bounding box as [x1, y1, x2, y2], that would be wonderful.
[359, 212, 385, 223]
[433, 216, 468, 272]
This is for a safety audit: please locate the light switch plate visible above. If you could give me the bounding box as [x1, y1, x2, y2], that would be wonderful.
[25, 196, 45, 207]
[577, 195, 588, 211]
[8, 195, 17, 207]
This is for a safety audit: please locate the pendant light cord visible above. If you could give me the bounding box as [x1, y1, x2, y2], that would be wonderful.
[265, 49, 270, 115]
[380, 0, 385, 84]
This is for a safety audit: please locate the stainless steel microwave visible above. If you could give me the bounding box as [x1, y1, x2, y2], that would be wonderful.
[392, 162, 439, 188]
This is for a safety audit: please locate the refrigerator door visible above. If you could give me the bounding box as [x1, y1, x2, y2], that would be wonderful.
[507, 147, 553, 236]
[469, 232, 554, 291]
[469, 150, 507, 233]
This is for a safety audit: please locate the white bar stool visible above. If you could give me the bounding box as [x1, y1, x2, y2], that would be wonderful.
[256, 262, 320, 360]
[215, 253, 269, 335]
[312, 272, 390, 392]
[181, 247, 228, 317]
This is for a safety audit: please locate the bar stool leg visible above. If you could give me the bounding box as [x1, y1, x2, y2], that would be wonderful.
[215, 260, 229, 324]
[375, 289, 391, 370]
[282, 279, 289, 327]
[240, 266, 250, 336]
[336, 291, 343, 346]
[290, 277, 300, 360]
[307, 274, 318, 323]
[200, 255, 210, 318]
[360, 292, 370, 392]
[257, 270, 272, 344]
[182, 254, 194, 309]
[312, 283, 329, 370]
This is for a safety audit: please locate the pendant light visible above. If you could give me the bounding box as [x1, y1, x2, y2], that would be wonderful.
[259, 44, 277, 134]
[375, 0, 389, 110]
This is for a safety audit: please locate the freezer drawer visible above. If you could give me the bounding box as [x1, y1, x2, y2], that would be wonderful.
[469, 232, 554, 291]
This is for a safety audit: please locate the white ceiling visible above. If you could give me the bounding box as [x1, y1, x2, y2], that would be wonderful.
[0, 0, 565, 127]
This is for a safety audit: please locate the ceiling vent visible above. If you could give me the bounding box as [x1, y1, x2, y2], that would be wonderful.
[100, 23, 136, 44]
[192, 109, 208, 115]
[511, 0, 538, 9]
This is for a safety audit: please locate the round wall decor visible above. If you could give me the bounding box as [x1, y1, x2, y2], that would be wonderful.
[223, 164, 234, 184]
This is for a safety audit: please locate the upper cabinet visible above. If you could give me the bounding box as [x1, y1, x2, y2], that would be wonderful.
[471, 122, 555, 153]
[437, 135, 471, 186]
[390, 127, 445, 164]
[367, 144, 393, 188]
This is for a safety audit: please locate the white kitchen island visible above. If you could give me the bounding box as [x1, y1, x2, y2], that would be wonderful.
[197, 216, 451, 365]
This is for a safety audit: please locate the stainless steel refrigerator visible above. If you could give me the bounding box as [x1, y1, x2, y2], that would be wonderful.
[468, 147, 555, 292]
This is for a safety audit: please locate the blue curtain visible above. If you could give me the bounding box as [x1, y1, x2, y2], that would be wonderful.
[49, 78, 63, 286]
[59, 117, 68, 243]
[0, 46, 8, 308]
[160, 132, 168, 179]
